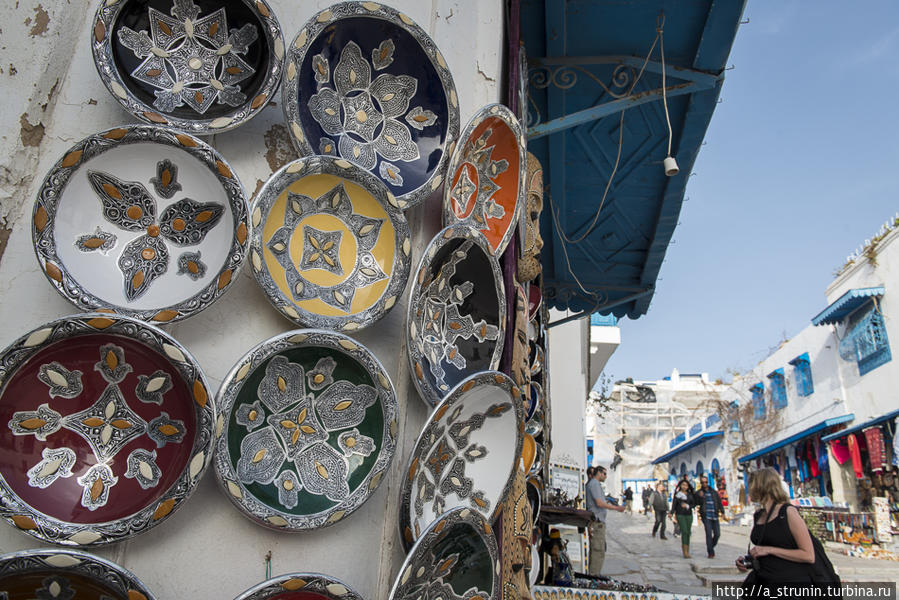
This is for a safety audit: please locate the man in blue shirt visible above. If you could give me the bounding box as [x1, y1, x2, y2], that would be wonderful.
[585, 465, 625, 576]
[695, 474, 724, 558]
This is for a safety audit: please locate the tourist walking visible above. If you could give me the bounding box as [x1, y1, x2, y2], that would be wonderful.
[672, 473, 695, 537]
[696, 474, 725, 558]
[671, 479, 695, 558]
[624, 487, 634, 514]
[736, 467, 840, 594]
[650, 481, 668, 539]
[642, 485, 653, 517]
[585, 464, 626, 576]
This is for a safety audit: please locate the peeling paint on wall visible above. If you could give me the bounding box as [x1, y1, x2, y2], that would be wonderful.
[19, 113, 44, 147]
[27, 4, 50, 37]
[0, 223, 10, 268]
[263, 124, 297, 173]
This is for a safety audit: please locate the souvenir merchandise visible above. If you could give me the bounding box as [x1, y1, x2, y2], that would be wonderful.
[0, 548, 156, 599]
[0, 313, 215, 546]
[517, 152, 544, 282]
[530, 340, 544, 377]
[501, 467, 531, 600]
[388, 507, 499, 600]
[510, 283, 530, 392]
[528, 282, 543, 320]
[283, 1, 460, 210]
[406, 225, 506, 407]
[214, 330, 397, 531]
[399, 371, 524, 549]
[443, 103, 526, 256]
[250, 156, 411, 331]
[526, 381, 543, 421]
[232, 572, 364, 600]
[527, 476, 543, 526]
[32, 125, 249, 323]
[522, 433, 537, 474]
[92, 0, 284, 133]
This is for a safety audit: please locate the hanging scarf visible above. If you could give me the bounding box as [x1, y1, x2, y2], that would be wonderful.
[863, 426, 886, 472]
[847, 433, 864, 478]
[815, 437, 829, 473]
[829, 438, 850, 465]
[807, 440, 820, 478]
[893, 418, 899, 467]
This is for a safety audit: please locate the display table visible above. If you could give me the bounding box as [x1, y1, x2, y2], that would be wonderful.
[533, 585, 709, 600]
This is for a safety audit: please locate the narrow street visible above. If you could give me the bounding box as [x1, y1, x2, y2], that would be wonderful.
[599, 511, 899, 595]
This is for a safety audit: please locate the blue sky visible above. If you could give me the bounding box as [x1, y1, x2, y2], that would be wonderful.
[600, 0, 899, 384]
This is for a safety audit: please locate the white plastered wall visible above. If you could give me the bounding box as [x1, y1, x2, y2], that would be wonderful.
[0, 1, 504, 598]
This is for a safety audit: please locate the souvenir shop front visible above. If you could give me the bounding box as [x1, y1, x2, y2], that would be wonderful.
[821, 409, 899, 544]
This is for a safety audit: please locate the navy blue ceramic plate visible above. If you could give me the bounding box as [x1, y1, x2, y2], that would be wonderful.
[283, 2, 459, 210]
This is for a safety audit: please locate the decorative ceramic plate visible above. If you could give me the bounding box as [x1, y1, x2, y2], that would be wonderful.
[0, 313, 215, 546]
[32, 125, 249, 323]
[443, 104, 526, 256]
[283, 2, 459, 210]
[214, 329, 397, 531]
[250, 156, 411, 332]
[530, 343, 544, 377]
[528, 283, 542, 320]
[405, 225, 506, 407]
[399, 371, 524, 550]
[389, 507, 498, 600]
[526, 380, 542, 421]
[92, 0, 284, 134]
[521, 432, 536, 474]
[233, 572, 364, 600]
[0, 548, 157, 599]
[526, 476, 542, 525]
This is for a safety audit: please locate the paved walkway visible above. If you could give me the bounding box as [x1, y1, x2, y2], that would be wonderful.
[599, 510, 899, 595]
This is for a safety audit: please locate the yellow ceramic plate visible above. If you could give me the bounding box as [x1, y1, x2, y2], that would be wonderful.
[250, 156, 412, 331]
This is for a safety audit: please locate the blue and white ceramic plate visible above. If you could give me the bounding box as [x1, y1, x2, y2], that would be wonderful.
[282, 2, 459, 210]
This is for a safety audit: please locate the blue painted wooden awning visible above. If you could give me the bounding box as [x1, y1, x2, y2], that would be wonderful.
[737, 414, 854, 464]
[821, 408, 899, 443]
[811, 286, 885, 326]
[652, 431, 723, 465]
[520, 0, 746, 318]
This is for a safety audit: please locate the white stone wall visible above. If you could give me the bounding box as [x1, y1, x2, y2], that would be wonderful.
[0, 1, 503, 598]
[822, 227, 899, 421]
[728, 323, 851, 448]
[547, 310, 589, 472]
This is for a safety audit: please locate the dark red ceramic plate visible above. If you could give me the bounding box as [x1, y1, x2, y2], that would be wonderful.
[0, 313, 214, 546]
[0, 548, 157, 599]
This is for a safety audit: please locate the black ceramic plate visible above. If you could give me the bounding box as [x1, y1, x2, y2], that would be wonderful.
[92, 0, 284, 133]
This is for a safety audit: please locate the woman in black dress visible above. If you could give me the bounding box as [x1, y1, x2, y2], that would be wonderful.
[736, 467, 815, 586]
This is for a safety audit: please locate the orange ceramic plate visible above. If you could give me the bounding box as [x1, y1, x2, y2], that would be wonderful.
[443, 104, 526, 256]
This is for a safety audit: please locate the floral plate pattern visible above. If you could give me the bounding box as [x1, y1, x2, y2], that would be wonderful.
[0, 313, 215, 547]
[250, 156, 411, 332]
[214, 330, 398, 531]
[388, 507, 499, 600]
[443, 104, 527, 256]
[283, 2, 459, 210]
[92, 0, 284, 134]
[405, 225, 505, 407]
[32, 125, 249, 323]
[398, 371, 524, 550]
[0, 548, 157, 599]
[233, 572, 364, 600]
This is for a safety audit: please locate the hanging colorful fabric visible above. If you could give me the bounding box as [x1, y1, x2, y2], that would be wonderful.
[892, 418, 899, 467]
[863, 426, 886, 472]
[808, 441, 820, 478]
[847, 434, 864, 479]
[829, 438, 851, 465]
